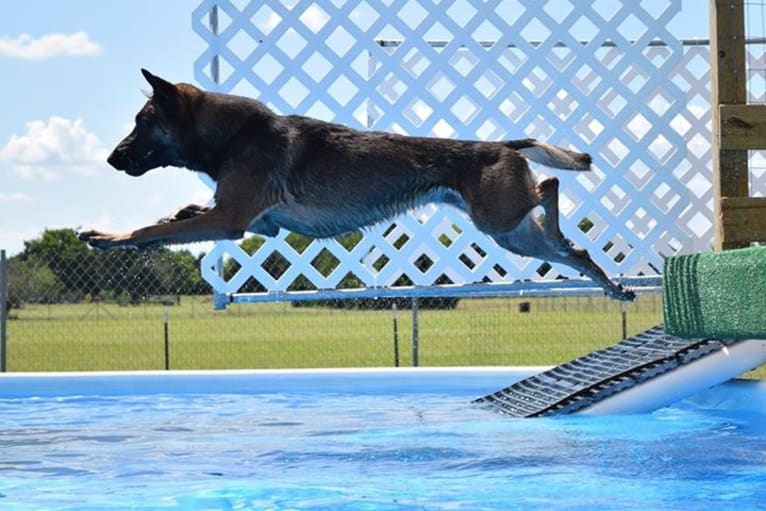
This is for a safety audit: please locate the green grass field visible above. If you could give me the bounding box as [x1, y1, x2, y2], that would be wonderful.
[6, 294, 765, 378]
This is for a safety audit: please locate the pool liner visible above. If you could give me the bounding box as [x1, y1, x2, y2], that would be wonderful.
[663, 246, 766, 339]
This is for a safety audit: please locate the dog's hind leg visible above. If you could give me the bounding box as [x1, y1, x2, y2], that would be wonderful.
[459, 151, 633, 300]
[490, 196, 635, 301]
[492, 220, 634, 301]
[537, 177, 562, 239]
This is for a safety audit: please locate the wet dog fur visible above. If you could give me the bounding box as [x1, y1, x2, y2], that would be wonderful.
[79, 69, 634, 301]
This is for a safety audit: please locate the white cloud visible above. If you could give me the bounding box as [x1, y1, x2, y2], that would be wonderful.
[0, 31, 102, 59]
[300, 5, 330, 32]
[192, 187, 214, 205]
[259, 11, 282, 33]
[0, 192, 34, 204]
[0, 116, 109, 181]
[0, 226, 41, 256]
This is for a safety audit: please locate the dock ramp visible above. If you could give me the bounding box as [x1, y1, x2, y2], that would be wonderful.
[475, 325, 766, 417]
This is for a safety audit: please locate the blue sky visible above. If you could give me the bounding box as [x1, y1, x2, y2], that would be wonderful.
[0, 0, 711, 258]
[0, 0, 210, 256]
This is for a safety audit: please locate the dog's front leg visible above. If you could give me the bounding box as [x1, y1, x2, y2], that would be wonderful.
[79, 206, 249, 251]
[157, 204, 213, 224]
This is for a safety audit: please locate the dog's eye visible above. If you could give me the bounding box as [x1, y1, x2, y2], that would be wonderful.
[136, 106, 155, 125]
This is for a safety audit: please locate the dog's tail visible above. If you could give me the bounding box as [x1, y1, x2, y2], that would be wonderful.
[506, 139, 591, 171]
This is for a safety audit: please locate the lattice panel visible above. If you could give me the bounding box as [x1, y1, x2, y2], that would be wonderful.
[747, 43, 766, 198]
[191, 0, 714, 296]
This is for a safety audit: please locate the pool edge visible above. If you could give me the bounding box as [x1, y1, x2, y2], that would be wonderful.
[0, 367, 549, 398]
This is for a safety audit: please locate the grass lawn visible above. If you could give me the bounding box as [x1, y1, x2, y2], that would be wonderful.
[5, 293, 764, 378]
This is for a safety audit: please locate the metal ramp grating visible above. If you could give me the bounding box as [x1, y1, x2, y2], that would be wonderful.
[474, 325, 740, 417]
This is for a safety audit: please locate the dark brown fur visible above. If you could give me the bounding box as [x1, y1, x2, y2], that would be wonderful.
[79, 69, 634, 301]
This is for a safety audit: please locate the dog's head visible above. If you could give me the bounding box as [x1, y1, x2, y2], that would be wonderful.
[108, 69, 196, 176]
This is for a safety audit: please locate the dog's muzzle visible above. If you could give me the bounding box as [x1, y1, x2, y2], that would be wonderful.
[106, 150, 123, 169]
[107, 151, 142, 176]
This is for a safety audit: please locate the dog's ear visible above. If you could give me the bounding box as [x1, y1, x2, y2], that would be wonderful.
[141, 68, 177, 103]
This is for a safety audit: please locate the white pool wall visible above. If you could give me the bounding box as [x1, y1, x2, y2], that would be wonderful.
[2, 367, 764, 415]
[0, 367, 545, 398]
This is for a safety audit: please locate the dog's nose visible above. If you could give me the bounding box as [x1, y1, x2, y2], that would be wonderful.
[107, 150, 125, 170]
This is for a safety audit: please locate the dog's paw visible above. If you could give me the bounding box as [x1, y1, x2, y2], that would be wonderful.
[610, 286, 636, 302]
[78, 230, 135, 250]
[158, 204, 211, 224]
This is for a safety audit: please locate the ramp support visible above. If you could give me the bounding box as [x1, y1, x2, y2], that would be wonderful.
[475, 325, 766, 417]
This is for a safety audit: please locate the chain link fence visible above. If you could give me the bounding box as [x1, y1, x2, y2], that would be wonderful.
[1, 228, 664, 372]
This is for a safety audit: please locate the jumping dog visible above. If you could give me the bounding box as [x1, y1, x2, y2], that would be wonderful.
[79, 69, 635, 301]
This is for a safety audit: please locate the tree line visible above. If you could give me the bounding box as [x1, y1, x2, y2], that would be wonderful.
[5, 228, 458, 309]
[6, 228, 208, 306]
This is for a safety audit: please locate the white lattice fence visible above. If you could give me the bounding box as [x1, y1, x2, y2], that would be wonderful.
[190, 0, 718, 303]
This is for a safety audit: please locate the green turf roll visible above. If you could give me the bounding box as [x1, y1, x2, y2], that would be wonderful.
[663, 246, 766, 339]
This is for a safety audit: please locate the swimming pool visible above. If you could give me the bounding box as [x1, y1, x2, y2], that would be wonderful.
[2, 368, 765, 510]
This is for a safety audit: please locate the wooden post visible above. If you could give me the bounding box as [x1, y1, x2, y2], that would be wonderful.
[411, 298, 419, 367]
[0, 250, 7, 372]
[391, 302, 400, 367]
[709, 0, 766, 249]
[163, 308, 170, 370]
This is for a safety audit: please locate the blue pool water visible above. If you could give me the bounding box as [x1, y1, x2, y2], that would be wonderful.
[1, 369, 766, 510]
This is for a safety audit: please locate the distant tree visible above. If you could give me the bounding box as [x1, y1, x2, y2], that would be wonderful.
[152, 248, 209, 296]
[20, 228, 89, 264]
[174, 249, 210, 295]
[12, 228, 212, 303]
[6, 256, 65, 304]
[19, 228, 96, 294]
[94, 247, 210, 303]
